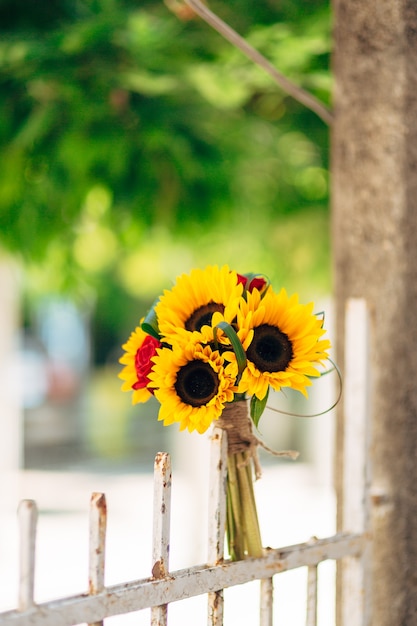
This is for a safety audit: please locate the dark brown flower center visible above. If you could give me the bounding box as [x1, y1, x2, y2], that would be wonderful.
[175, 360, 219, 407]
[185, 302, 225, 332]
[246, 324, 293, 373]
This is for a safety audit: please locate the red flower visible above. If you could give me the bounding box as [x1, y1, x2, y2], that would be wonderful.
[132, 335, 161, 391]
[237, 273, 268, 293]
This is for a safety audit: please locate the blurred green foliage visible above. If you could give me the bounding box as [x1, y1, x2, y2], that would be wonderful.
[0, 0, 332, 360]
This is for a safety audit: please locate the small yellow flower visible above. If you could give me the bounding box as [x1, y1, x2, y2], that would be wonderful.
[149, 342, 237, 434]
[236, 287, 331, 400]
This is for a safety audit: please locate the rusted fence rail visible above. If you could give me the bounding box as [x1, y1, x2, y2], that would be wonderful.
[0, 299, 371, 625]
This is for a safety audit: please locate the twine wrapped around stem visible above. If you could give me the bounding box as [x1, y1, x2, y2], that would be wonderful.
[217, 400, 299, 560]
[217, 401, 263, 477]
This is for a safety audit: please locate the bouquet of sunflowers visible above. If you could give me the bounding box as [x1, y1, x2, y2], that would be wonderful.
[119, 265, 331, 560]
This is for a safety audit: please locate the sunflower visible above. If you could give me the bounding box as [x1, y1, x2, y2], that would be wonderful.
[148, 342, 237, 434]
[119, 324, 161, 404]
[155, 265, 243, 344]
[236, 287, 331, 400]
[164, 313, 235, 356]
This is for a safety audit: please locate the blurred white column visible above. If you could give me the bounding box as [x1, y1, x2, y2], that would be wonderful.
[171, 427, 211, 566]
[0, 255, 22, 513]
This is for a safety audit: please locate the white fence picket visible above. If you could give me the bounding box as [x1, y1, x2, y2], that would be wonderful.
[306, 565, 318, 626]
[342, 298, 372, 626]
[88, 492, 107, 626]
[207, 427, 228, 626]
[259, 577, 273, 626]
[151, 452, 172, 626]
[17, 500, 37, 612]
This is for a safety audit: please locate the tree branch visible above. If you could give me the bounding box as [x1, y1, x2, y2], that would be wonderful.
[182, 0, 334, 125]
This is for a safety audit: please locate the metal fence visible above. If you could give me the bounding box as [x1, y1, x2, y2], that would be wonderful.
[0, 299, 371, 626]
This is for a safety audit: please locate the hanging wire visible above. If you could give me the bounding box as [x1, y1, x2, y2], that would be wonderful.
[264, 358, 343, 419]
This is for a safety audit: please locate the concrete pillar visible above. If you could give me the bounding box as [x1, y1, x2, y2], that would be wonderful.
[332, 2, 417, 623]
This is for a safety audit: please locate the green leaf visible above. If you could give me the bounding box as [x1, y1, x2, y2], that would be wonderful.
[250, 389, 269, 428]
[141, 298, 160, 340]
[215, 321, 246, 375]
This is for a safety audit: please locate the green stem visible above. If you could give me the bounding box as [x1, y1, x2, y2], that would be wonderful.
[226, 451, 263, 560]
[226, 453, 245, 560]
[237, 451, 263, 557]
